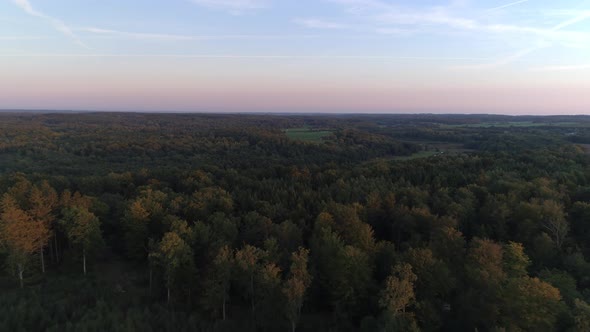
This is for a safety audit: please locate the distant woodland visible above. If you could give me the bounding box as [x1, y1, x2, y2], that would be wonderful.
[2, 113, 590, 331]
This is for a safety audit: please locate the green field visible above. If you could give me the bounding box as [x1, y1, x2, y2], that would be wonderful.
[285, 127, 333, 142]
[393, 150, 441, 160]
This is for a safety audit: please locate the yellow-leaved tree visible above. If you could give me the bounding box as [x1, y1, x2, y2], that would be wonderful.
[0, 194, 48, 288]
[60, 206, 104, 275]
[283, 247, 312, 332]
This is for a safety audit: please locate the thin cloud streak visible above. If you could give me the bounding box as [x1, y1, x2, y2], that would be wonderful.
[0, 53, 493, 60]
[329, 0, 479, 29]
[294, 17, 413, 35]
[189, 0, 268, 14]
[0, 35, 47, 40]
[79, 27, 320, 41]
[304, 2, 569, 39]
[531, 64, 590, 72]
[551, 11, 590, 31]
[327, 0, 590, 47]
[293, 18, 350, 30]
[11, 0, 88, 48]
[487, 0, 529, 12]
[449, 10, 589, 70]
[450, 47, 542, 70]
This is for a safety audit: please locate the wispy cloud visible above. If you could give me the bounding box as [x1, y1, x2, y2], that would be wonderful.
[78, 27, 319, 41]
[550, 11, 590, 31]
[0, 53, 492, 61]
[327, 0, 590, 41]
[0, 35, 47, 40]
[80, 27, 196, 41]
[449, 10, 589, 70]
[326, 0, 482, 32]
[190, 0, 268, 14]
[531, 64, 590, 72]
[487, 0, 529, 12]
[294, 17, 413, 35]
[449, 9, 590, 70]
[485, 24, 590, 48]
[11, 0, 87, 48]
[451, 46, 543, 70]
[294, 18, 350, 30]
[376, 8, 477, 29]
[325, 0, 590, 69]
[374, 27, 413, 35]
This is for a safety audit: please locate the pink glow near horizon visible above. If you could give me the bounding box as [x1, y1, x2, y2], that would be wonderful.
[3, 83, 590, 115]
[0, 55, 588, 114]
[2, 0, 590, 114]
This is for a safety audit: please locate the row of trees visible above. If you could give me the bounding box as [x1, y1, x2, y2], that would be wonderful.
[0, 180, 102, 286]
[3, 178, 580, 330]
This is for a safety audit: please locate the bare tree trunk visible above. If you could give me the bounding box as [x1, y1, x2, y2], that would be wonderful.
[149, 267, 153, 295]
[291, 321, 296, 332]
[250, 274, 255, 314]
[222, 293, 226, 321]
[83, 248, 87, 275]
[250, 274, 256, 329]
[49, 239, 55, 263]
[167, 286, 171, 304]
[40, 247, 45, 274]
[18, 264, 24, 289]
[54, 234, 59, 263]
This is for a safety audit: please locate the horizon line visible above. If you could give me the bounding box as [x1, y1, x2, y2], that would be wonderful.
[1, 109, 589, 117]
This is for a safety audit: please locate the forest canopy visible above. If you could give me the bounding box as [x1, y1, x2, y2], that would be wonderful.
[2, 113, 590, 331]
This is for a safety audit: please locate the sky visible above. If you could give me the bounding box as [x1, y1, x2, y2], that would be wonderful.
[1, 0, 590, 114]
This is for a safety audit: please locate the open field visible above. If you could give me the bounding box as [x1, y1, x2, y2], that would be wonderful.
[392, 150, 441, 160]
[285, 127, 333, 142]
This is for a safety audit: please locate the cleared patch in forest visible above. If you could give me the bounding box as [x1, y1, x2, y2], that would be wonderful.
[393, 140, 475, 161]
[285, 127, 333, 142]
[393, 151, 441, 160]
[579, 144, 590, 154]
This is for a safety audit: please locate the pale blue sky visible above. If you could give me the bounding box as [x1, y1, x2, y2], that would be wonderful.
[1, 0, 590, 114]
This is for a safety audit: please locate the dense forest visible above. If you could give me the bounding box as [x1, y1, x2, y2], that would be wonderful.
[2, 112, 590, 331]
